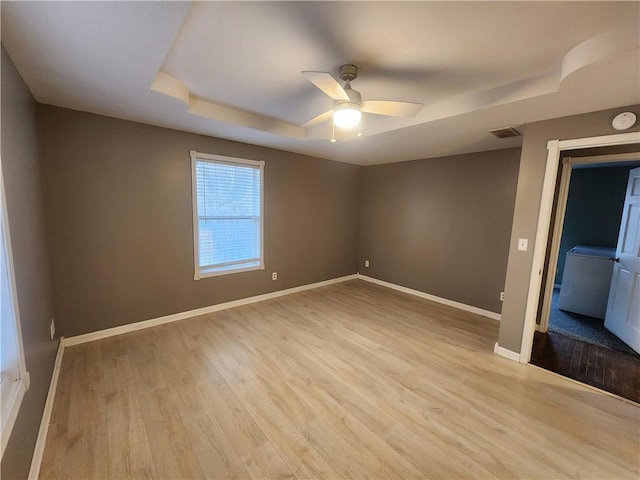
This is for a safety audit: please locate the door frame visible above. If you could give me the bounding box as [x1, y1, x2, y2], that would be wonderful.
[520, 131, 640, 364]
[538, 152, 640, 333]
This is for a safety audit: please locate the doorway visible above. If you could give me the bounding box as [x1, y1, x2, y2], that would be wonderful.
[520, 132, 640, 402]
[530, 152, 640, 401]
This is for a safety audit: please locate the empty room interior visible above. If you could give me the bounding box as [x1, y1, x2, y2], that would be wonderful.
[1, 2, 640, 479]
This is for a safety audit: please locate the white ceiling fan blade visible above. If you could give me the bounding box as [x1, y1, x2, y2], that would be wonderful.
[302, 71, 350, 101]
[361, 100, 424, 117]
[301, 109, 333, 128]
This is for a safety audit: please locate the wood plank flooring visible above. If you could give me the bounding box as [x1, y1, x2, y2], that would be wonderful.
[530, 330, 640, 403]
[40, 280, 640, 479]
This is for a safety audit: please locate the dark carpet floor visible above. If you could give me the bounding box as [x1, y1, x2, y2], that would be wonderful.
[548, 287, 638, 356]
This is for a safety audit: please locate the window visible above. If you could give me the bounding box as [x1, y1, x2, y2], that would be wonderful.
[191, 150, 264, 279]
[1, 163, 28, 458]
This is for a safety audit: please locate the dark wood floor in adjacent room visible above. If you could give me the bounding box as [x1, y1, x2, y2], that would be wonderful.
[530, 330, 640, 403]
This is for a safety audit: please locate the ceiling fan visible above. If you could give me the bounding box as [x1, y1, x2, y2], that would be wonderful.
[301, 64, 424, 131]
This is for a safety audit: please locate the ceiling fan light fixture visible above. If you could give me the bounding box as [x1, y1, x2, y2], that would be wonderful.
[333, 102, 362, 128]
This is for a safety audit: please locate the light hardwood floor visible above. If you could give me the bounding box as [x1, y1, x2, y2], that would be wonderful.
[40, 280, 639, 479]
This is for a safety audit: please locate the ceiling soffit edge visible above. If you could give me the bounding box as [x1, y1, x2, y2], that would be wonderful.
[149, 21, 639, 142]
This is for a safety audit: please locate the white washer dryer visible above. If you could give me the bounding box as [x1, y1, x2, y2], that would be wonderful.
[558, 245, 616, 319]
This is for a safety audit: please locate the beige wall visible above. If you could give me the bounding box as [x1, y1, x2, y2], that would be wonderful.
[359, 148, 520, 314]
[37, 105, 362, 337]
[498, 105, 640, 353]
[1, 48, 58, 479]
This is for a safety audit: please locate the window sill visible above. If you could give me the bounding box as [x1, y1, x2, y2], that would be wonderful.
[1, 373, 27, 456]
[195, 263, 264, 280]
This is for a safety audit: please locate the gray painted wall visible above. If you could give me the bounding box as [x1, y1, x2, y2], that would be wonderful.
[359, 148, 520, 314]
[37, 105, 362, 337]
[499, 105, 640, 353]
[1, 48, 58, 479]
[555, 166, 632, 285]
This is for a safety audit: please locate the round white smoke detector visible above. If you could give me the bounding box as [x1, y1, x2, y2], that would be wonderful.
[612, 111, 637, 131]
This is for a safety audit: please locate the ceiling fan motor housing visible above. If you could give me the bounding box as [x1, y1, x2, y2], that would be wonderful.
[337, 64, 361, 107]
[337, 87, 362, 106]
[334, 67, 362, 128]
[339, 64, 359, 82]
[334, 87, 362, 126]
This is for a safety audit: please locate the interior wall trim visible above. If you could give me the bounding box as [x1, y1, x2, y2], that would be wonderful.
[27, 339, 65, 480]
[62, 274, 358, 347]
[494, 342, 522, 362]
[357, 274, 502, 321]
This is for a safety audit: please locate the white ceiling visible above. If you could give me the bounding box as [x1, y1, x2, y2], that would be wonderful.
[2, 1, 639, 165]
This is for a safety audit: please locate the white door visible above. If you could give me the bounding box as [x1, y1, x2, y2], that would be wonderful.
[604, 166, 640, 353]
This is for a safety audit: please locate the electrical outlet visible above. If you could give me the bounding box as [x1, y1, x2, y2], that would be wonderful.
[500, 292, 505, 302]
[272, 272, 278, 280]
[50, 319, 55, 340]
[364, 260, 370, 268]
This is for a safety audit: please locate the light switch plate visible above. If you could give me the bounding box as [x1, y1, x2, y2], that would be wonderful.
[518, 238, 528, 251]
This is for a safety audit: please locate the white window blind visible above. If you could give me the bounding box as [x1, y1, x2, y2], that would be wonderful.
[191, 151, 264, 279]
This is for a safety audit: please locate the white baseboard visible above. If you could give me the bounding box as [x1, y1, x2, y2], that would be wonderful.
[357, 274, 501, 322]
[63, 274, 358, 347]
[493, 342, 521, 362]
[28, 338, 65, 480]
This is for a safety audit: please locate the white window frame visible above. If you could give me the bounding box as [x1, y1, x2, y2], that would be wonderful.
[0, 157, 29, 458]
[190, 150, 265, 280]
